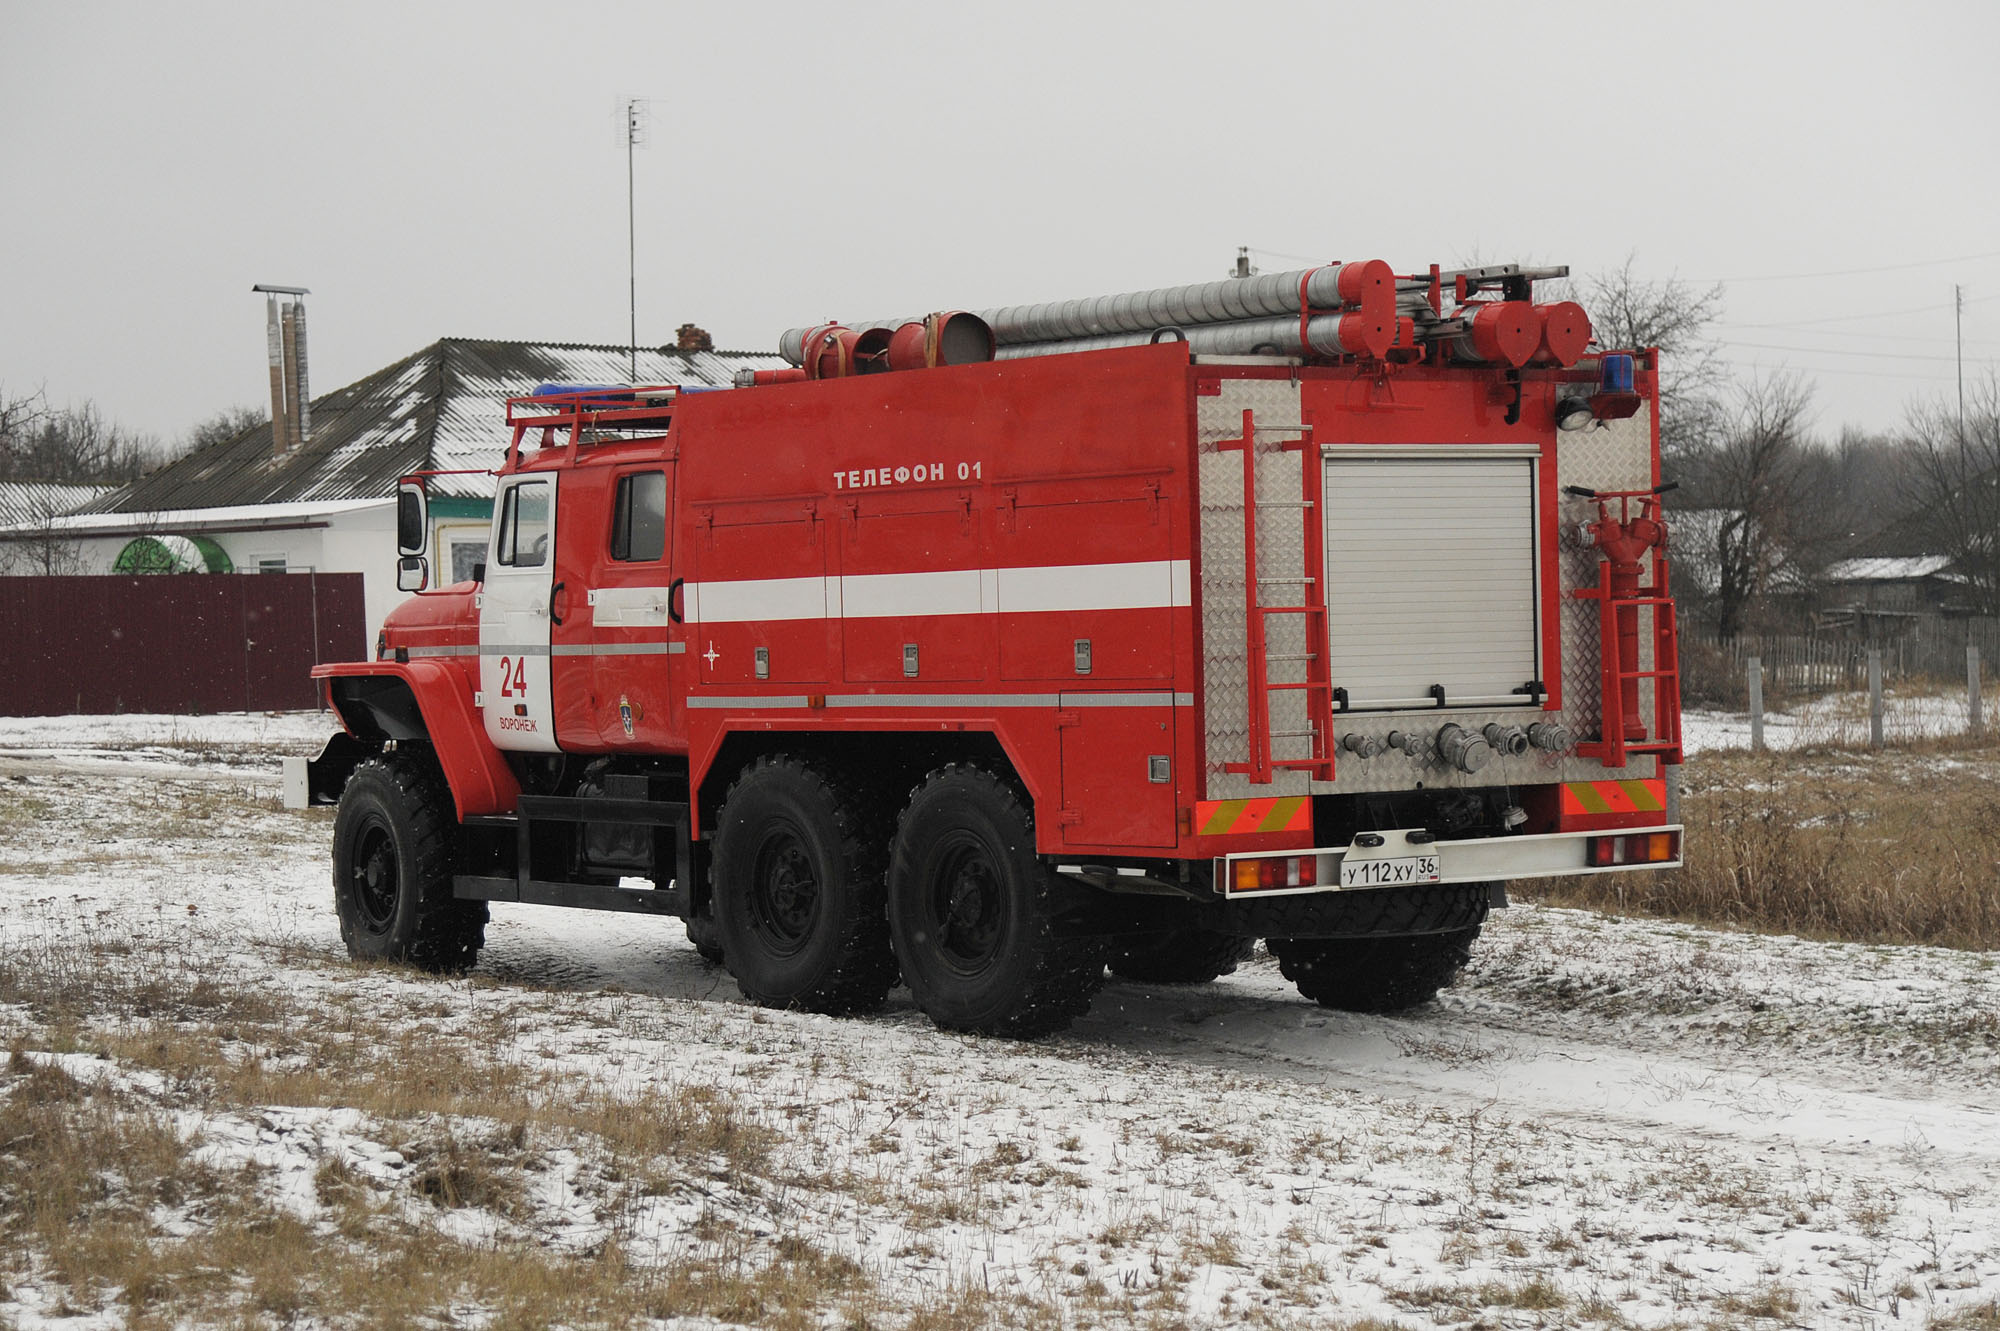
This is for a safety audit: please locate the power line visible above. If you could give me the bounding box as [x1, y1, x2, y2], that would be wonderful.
[1694, 249, 2000, 284]
[1715, 353, 1965, 383]
[1716, 338, 1998, 364]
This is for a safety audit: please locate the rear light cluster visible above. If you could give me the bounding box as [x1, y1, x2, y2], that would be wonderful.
[1586, 831, 1680, 867]
[1231, 856, 1318, 892]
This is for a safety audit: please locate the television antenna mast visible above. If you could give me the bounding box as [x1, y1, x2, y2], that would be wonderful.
[620, 97, 651, 382]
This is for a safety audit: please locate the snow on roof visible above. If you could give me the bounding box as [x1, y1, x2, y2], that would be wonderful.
[0, 481, 112, 526]
[1823, 555, 1956, 583]
[81, 338, 787, 514]
[0, 497, 390, 539]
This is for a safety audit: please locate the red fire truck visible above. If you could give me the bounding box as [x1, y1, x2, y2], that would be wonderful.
[287, 259, 1684, 1037]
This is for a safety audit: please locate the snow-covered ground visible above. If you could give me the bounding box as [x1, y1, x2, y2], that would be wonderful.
[3, 715, 1998, 1328]
[1684, 689, 1981, 754]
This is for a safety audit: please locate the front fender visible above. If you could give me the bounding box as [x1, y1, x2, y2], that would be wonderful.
[312, 660, 519, 820]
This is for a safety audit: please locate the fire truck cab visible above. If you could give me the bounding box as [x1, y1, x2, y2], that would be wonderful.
[290, 260, 1683, 1038]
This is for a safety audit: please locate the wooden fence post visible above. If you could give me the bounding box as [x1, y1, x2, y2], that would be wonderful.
[1971, 643, 1984, 736]
[1748, 655, 1764, 753]
[1868, 649, 1884, 749]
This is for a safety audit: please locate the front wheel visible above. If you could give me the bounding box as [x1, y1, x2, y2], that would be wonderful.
[331, 754, 486, 972]
[887, 766, 1105, 1039]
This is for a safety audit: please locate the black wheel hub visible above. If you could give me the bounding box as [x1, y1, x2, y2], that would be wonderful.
[349, 819, 399, 932]
[933, 841, 1005, 970]
[749, 830, 819, 956]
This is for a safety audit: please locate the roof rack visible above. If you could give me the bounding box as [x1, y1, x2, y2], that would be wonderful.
[503, 385, 685, 462]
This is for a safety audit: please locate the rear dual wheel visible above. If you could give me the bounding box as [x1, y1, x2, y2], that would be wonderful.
[1268, 926, 1482, 1013]
[888, 766, 1105, 1039]
[1109, 927, 1255, 985]
[710, 757, 897, 1014]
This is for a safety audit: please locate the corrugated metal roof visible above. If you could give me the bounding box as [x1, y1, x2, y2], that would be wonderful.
[84, 338, 786, 513]
[0, 482, 112, 526]
[0, 498, 390, 538]
[1824, 555, 1957, 583]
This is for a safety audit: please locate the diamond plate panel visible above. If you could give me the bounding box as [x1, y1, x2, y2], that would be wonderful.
[1306, 399, 1661, 796]
[1197, 379, 1313, 802]
[1199, 384, 1664, 800]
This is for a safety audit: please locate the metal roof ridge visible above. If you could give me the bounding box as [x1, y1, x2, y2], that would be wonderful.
[434, 335, 779, 358]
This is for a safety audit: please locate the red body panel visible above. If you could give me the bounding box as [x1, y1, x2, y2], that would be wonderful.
[336, 340, 1673, 862]
[313, 658, 521, 820]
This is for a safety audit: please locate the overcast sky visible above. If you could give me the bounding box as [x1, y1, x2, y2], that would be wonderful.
[4, 1, 1996, 450]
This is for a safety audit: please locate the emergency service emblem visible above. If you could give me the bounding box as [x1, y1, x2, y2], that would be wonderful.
[618, 695, 636, 738]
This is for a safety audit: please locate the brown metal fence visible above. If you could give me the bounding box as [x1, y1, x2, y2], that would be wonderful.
[0, 574, 364, 715]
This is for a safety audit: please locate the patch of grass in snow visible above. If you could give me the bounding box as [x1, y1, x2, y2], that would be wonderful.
[1931, 1300, 2000, 1329]
[1714, 1280, 1802, 1322]
[1388, 1273, 1570, 1314]
[1520, 746, 2000, 949]
[0, 1027, 882, 1329]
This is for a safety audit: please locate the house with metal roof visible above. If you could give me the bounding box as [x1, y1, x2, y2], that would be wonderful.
[8, 337, 784, 636]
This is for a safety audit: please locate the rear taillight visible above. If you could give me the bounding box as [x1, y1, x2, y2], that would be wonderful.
[1586, 831, 1680, 867]
[1230, 856, 1319, 892]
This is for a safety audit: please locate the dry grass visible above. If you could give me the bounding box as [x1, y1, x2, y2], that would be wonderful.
[1521, 746, 2000, 950]
[0, 915, 870, 1329]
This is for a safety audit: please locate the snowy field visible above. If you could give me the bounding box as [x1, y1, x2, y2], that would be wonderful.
[3, 713, 1999, 1328]
[1683, 690, 1982, 755]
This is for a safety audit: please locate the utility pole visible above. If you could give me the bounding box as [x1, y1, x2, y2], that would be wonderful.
[621, 97, 649, 383]
[1957, 282, 1967, 442]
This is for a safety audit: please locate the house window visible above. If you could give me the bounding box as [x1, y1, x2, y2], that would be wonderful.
[449, 540, 485, 585]
[258, 557, 288, 574]
[610, 471, 667, 563]
[495, 481, 551, 568]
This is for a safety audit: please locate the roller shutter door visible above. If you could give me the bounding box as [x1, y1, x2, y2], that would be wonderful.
[1322, 454, 1540, 710]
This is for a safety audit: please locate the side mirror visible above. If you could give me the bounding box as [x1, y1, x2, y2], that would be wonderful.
[397, 555, 429, 593]
[396, 482, 429, 557]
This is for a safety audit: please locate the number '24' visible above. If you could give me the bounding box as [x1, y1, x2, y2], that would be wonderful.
[498, 655, 528, 697]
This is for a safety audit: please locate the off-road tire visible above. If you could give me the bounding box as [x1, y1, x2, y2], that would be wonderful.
[331, 754, 486, 972]
[888, 765, 1106, 1039]
[710, 756, 896, 1014]
[1109, 928, 1255, 985]
[684, 913, 725, 966]
[1268, 926, 1481, 1013]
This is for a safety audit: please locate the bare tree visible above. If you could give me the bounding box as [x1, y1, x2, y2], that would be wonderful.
[1696, 373, 1821, 640]
[0, 484, 89, 575]
[0, 400, 158, 485]
[0, 385, 51, 473]
[1581, 254, 1730, 467]
[179, 404, 267, 453]
[1902, 373, 2000, 615]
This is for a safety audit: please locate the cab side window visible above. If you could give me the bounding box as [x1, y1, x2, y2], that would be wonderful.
[610, 471, 667, 563]
[496, 481, 552, 568]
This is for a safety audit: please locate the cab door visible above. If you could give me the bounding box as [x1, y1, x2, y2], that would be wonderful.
[588, 464, 685, 749]
[480, 473, 560, 753]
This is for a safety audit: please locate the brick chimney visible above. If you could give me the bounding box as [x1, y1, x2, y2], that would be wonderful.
[675, 323, 714, 353]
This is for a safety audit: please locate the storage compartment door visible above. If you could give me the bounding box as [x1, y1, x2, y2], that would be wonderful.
[1322, 453, 1540, 711]
[1057, 699, 1178, 848]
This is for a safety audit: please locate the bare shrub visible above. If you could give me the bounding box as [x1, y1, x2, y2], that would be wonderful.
[1524, 749, 2000, 948]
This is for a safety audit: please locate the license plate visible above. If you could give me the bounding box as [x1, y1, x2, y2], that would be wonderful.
[1340, 854, 1441, 889]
